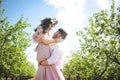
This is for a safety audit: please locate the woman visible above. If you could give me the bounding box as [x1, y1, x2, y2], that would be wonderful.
[32, 18, 65, 80]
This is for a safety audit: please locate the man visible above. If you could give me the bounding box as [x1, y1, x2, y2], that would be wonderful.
[40, 28, 68, 71]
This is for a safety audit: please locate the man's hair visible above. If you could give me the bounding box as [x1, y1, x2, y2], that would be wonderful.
[58, 28, 68, 39]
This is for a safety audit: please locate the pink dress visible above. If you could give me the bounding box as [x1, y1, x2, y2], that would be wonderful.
[32, 26, 65, 80]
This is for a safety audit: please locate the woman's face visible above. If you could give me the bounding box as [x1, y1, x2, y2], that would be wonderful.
[48, 23, 55, 30]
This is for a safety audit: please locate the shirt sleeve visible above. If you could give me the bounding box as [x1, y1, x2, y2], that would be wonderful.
[47, 45, 62, 65]
[32, 26, 43, 42]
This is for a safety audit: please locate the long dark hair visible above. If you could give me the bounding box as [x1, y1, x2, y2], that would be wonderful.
[34, 18, 53, 34]
[41, 18, 53, 34]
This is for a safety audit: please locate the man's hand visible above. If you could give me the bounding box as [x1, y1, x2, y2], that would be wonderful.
[41, 60, 49, 66]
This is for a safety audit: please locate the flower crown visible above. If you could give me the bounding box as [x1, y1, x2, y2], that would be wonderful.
[51, 18, 58, 25]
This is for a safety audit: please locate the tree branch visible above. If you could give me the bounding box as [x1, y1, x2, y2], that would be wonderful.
[95, 57, 108, 80]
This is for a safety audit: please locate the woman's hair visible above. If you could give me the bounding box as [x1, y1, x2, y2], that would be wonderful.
[40, 18, 52, 34]
[34, 18, 58, 34]
[58, 28, 68, 39]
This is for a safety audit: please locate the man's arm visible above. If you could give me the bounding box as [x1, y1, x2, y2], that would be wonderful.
[41, 45, 61, 66]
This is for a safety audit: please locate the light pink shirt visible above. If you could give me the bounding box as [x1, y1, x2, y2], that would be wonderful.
[47, 43, 65, 69]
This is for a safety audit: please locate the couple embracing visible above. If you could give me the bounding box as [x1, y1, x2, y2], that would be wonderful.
[32, 18, 68, 80]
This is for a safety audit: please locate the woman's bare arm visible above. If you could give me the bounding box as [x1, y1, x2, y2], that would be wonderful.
[40, 36, 56, 45]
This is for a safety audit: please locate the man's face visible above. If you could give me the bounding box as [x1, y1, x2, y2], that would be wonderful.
[52, 30, 62, 39]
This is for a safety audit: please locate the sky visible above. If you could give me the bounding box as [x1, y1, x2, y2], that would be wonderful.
[2, 0, 120, 69]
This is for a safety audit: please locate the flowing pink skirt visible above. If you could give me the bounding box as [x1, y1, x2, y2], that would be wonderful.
[35, 65, 65, 80]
